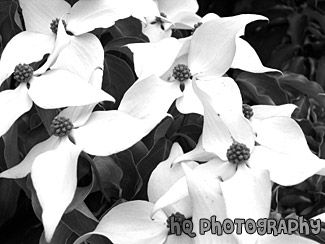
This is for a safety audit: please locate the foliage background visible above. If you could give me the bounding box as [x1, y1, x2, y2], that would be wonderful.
[1, 0, 325, 243]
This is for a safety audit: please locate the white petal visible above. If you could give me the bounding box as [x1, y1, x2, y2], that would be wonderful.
[176, 79, 204, 115]
[142, 22, 172, 42]
[157, 0, 199, 19]
[0, 83, 32, 137]
[129, 0, 161, 22]
[189, 14, 267, 77]
[255, 116, 315, 156]
[119, 75, 182, 119]
[148, 143, 198, 216]
[231, 38, 279, 73]
[67, 0, 130, 35]
[170, 12, 202, 29]
[73, 201, 168, 244]
[182, 163, 236, 244]
[52, 33, 104, 81]
[251, 104, 297, 120]
[249, 146, 325, 186]
[31, 137, 82, 242]
[0, 32, 55, 85]
[72, 111, 166, 156]
[19, 0, 71, 34]
[127, 37, 182, 79]
[220, 164, 272, 244]
[28, 69, 114, 108]
[0, 136, 59, 179]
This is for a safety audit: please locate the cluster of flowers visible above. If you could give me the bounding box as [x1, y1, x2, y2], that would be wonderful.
[0, 0, 324, 243]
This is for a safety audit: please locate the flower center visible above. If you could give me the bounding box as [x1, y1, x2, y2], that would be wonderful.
[242, 104, 254, 119]
[51, 116, 74, 137]
[226, 141, 250, 164]
[13, 64, 33, 83]
[50, 18, 67, 34]
[172, 64, 191, 82]
[191, 22, 202, 34]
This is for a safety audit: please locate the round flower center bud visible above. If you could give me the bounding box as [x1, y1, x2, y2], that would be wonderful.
[226, 141, 250, 164]
[242, 104, 254, 119]
[51, 116, 74, 137]
[172, 64, 191, 82]
[13, 64, 33, 83]
[191, 22, 202, 34]
[50, 18, 67, 34]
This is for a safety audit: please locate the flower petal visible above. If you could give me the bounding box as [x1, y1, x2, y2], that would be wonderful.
[170, 12, 201, 29]
[129, 0, 161, 23]
[148, 143, 198, 216]
[157, 0, 199, 19]
[52, 33, 104, 81]
[220, 164, 272, 244]
[142, 22, 173, 42]
[175, 79, 204, 115]
[28, 69, 114, 109]
[231, 38, 279, 73]
[72, 111, 166, 156]
[182, 163, 236, 244]
[118, 75, 182, 119]
[255, 117, 315, 156]
[189, 14, 267, 77]
[251, 104, 297, 120]
[67, 0, 130, 35]
[0, 83, 32, 137]
[0, 32, 55, 85]
[257, 234, 319, 244]
[73, 201, 168, 244]
[0, 136, 59, 179]
[31, 137, 82, 242]
[249, 146, 325, 186]
[165, 234, 193, 244]
[127, 37, 182, 79]
[19, 0, 71, 34]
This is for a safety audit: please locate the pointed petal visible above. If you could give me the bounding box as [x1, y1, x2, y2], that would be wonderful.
[173, 136, 216, 164]
[257, 234, 319, 244]
[72, 111, 165, 156]
[31, 137, 82, 242]
[19, 0, 71, 34]
[0, 136, 59, 179]
[127, 38, 182, 79]
[251, 104, 297, 120]
[67, 0, 130, 35]
[249, 146, 325, 186]
[231, 38, 279, 73]
[73, 201, 168, 244]
[28, 69, 114, 109]
[142, 22, 172, 42]
[148, 143, 198, 216]
[255, 117, 315, 156]
[157, 0, 198, 18]
[220, 164, 272, 244]
[118, 75, 182, 119]
[0, 32, 55, 84]
[182, 163, 236, 244]
[34, 20, 71, 75]
[52, 33, 104, 81]
[176, 79, 204, 115]
[189, 14, 267, 77]
[0, 83, 32, 137]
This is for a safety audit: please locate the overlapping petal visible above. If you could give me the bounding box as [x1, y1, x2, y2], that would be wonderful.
[220, 164, 272, 244]
[73, 201, 168, 244]
[0, 83, 32, 137]
[31, 137, 82, 242]
[157, 0, 199, 19]
[119, 75, 182, 119]
[148, 143, 198, 217]
[189, 14, 267, 77]
[28, 69, 114, 109]
[71, 111, 165, 156]
[0, 136, 60, 179]
[0, 32, 55, 84]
